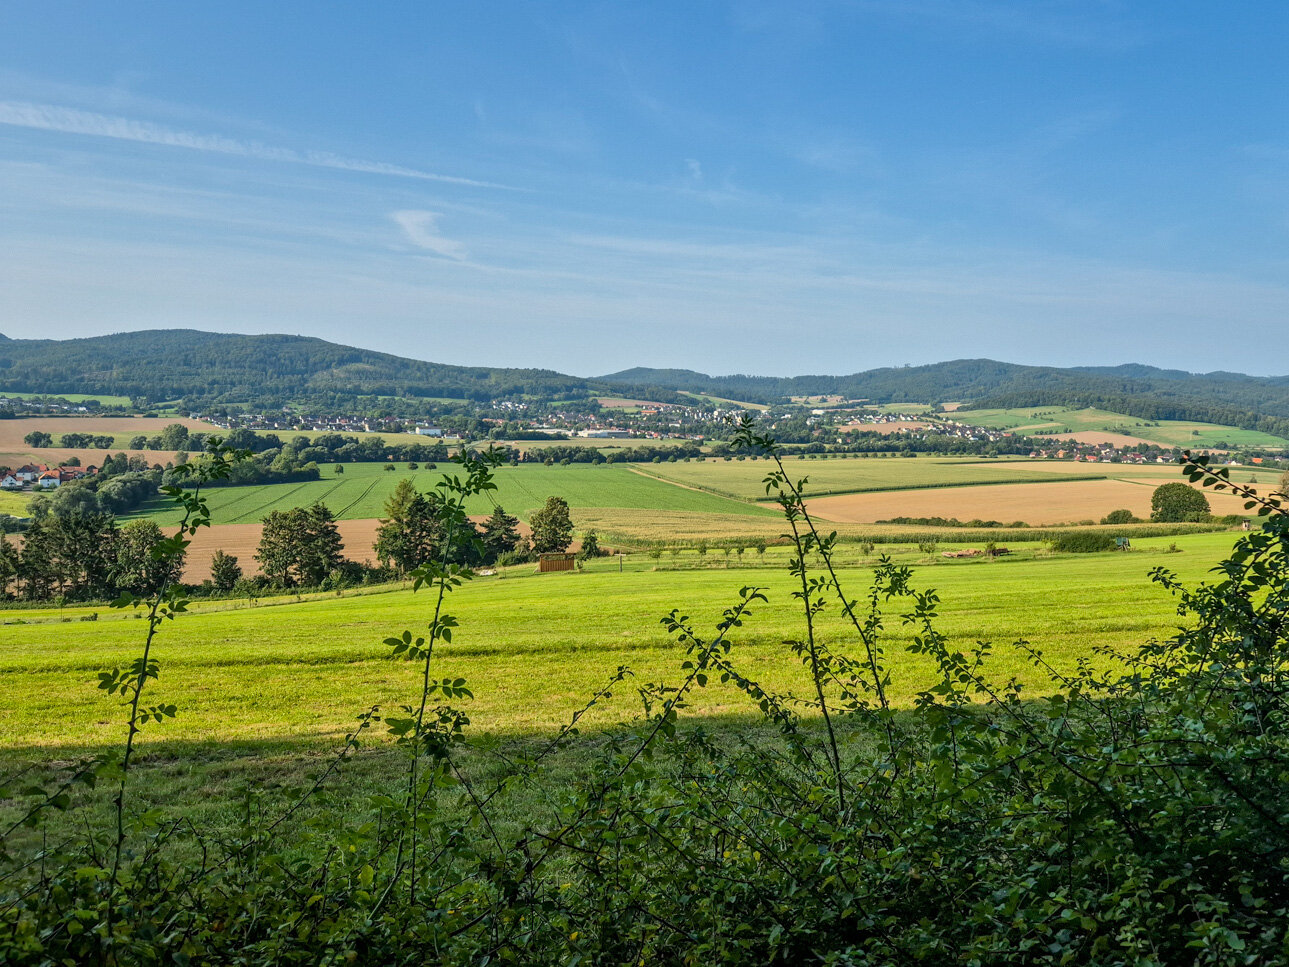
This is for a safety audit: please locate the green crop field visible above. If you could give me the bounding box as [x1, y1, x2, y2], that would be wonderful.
[0, 531, 1243, 754]
[957, 405, 1289, 448]
[128, 462, 776, 526]
[0, 491, 32, 516]
[636, 455, 1087, 500]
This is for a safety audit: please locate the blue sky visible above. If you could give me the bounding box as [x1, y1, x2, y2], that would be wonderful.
[2, 2, 1288, 376]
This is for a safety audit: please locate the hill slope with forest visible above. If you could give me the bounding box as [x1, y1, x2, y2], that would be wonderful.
[0, 330, 604, 405]
[2, 330, 1288, 439]
[603, 361, 1289, 439]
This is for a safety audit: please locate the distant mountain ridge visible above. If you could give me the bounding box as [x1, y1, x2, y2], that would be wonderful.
[1, 329, 1287, 440]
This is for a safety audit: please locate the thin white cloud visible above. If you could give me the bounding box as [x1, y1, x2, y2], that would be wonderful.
[391, 210, 468, 260]
[0, 100, 513, 189]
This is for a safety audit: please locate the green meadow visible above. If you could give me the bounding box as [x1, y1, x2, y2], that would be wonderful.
[0, 490, 32, 516]
[0, 531, 1240, 753]
[128, 461, 776, 525]
[2, 391, 133, 406]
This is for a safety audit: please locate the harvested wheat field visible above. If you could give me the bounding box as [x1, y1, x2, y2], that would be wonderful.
[982, 461, 1167, 476]
[0, 447, 185, 469]
[0, 416, 219, 448]
[805, 478, 1250, 526]
[839, 420, 930, 435]
[1, 416, 219, 468]
[1040, 431, 1165, 448]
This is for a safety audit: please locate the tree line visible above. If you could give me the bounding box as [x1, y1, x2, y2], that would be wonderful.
[0, 516, 185, 602]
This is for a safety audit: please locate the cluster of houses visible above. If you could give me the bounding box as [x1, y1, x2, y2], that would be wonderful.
[0, 463, 96, 491]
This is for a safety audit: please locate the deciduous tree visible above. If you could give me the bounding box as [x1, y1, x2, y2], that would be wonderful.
[256, 502, 346, 587]
[1150, 482, 1210, 522]
[529, 496, 573, 554]
[209, 549, 242, 592]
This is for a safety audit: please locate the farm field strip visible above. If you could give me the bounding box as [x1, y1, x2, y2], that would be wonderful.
[635, 457, 1098, 501]
[806, 477, 1253, 526]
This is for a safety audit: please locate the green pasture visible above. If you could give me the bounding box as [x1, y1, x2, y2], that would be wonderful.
[128, 462, 775, 526]
[957, 405, 1288, 448]
[636, 455, 1086, 500]
[678, 391, 769, 411]
[1, 391, 133, 406]
[874, 403, 932, 415]
[0, 531, 1242, 753]
[0, 491, 31, 516]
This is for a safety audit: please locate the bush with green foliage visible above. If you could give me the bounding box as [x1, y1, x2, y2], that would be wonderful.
[1150, 480, 1211, 522]
[1099, 507, 1137, 524]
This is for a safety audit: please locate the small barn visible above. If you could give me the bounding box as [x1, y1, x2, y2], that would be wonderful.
[539, 552, 576, 573]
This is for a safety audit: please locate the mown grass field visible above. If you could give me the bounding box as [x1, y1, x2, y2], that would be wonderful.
[957, 405, 1289, 448]
[129, 462, 776, 526]
[637, 455, 1090, 500]
[0, 531, 1241, 753]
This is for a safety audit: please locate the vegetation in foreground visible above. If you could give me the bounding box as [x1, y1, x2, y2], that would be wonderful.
[1, 434, 1288, 965]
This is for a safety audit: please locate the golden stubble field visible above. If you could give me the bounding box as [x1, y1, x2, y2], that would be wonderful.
[805, 476, 1250, 525]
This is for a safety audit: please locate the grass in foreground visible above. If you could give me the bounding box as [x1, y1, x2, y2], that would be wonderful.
[0, 531, 1239, 752]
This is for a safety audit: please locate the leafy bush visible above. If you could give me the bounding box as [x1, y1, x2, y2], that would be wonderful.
[1151, 480, 1210, 521]
[1100, 507, 1136, 524]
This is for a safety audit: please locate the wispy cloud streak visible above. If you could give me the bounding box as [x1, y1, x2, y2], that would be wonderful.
[391, 210, 468, 260]
[0, 100, 513, 189]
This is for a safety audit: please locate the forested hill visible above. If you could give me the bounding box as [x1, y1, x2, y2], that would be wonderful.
[3, 330, 1289, 439]
[0, 330, 606, 406]
[602, 360, 1289, 439]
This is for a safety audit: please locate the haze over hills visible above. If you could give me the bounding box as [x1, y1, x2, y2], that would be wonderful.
[2, 329, 1289, 439]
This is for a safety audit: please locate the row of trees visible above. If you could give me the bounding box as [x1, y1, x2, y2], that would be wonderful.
[370, 481, 574, 576]
[0, 516, 182, 601]
[246, 488, 577, 591]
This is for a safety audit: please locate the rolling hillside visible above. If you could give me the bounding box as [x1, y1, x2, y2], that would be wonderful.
[2, 331, 1289, 441]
